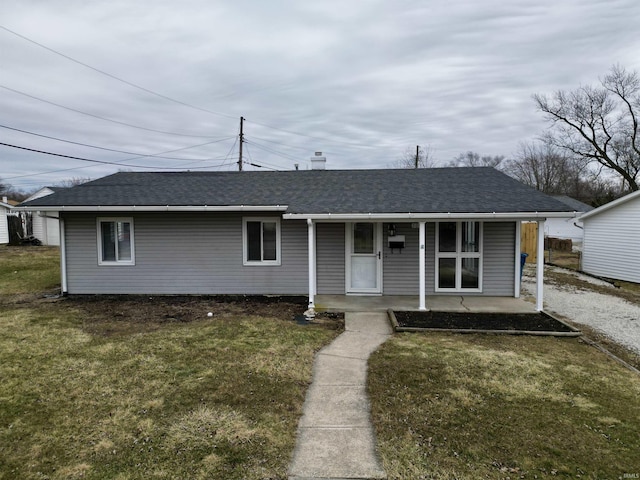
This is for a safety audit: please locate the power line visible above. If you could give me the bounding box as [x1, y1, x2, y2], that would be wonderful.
[0, 141, 234, 170]
[246, 118, 389, 148]
[248, 162, 279, 171]
[0, 26, 403, 154]
[5, 136, 242, 181]
[0, 124, 235, 160]
[1, 85, 221, 138]
[216, 134, 239, 171]
[244, 139, 300, 163]
[249, 135, 337, 155]
[0, 25, 237, 120]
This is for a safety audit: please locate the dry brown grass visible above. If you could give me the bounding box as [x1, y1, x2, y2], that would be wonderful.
[369, 333, 640, 479]
[0, 248, 342, 480]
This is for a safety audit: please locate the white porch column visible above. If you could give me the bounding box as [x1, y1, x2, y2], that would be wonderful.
[514, 220, 521, 298]
[536, 219, 545, 311]
[419, 221, 426, 311]
[59, 217, 68, 295]
[307, 219, 316, 310]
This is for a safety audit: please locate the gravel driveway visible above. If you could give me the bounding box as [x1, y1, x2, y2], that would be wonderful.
[521, 265, 640, 355]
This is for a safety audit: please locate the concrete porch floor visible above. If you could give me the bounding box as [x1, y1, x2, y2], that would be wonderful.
[314, 294, 537, 313]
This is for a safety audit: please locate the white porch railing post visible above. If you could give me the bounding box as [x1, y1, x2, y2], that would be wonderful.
[59, 217, 68, 295]
[419, 221, 426, 311]
[536, 219, 545, 311]
[307, 219, 315, 310]
[514, 220, 521, 298]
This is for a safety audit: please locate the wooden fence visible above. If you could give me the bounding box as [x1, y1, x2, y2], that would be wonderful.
[520, 222, 573, 264]
[7, 213, 31, 245]
[520, 222, 538, 264]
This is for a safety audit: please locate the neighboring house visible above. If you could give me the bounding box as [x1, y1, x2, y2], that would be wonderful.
[0, 197, 11, 244]
[18, 166, 574, 310]
[581, 190, 640, 284]
[23, 187, 62, 246]
[546, 196, 594, 247]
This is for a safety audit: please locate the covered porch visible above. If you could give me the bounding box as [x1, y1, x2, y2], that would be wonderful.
[313, 294, 537, 313]
[297, 216, 549, 313]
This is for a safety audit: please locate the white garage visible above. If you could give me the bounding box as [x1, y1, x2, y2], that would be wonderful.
[581, 190, 640, 284]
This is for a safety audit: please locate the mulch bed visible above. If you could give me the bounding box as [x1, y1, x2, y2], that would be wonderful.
[51, 295, 344, 336]
[393, 311, 576, 333]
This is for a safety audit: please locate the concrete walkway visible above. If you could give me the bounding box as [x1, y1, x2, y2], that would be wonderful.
[288, 312, 392, 480]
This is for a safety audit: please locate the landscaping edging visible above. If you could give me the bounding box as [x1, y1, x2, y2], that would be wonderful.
[387, 309, 582, 337]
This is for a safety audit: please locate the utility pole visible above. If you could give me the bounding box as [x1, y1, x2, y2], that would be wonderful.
[415, 145, 420, 169]
[238, 116, 244, 171]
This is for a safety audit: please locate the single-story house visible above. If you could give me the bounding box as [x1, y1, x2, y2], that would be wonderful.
[581, 189, 640, 284]
[18, 166, 576, 311]
[0, 197, 12, 244]
[23, 187, 62, 246]
[546, 196, 593, 248]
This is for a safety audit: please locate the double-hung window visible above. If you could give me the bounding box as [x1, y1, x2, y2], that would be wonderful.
[435, 221, 482, 291]
[243, 217, 281, 266]
[97, 217, 135, 265]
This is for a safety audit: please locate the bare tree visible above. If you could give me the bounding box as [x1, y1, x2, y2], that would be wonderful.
[391, 145, 436, 169]
[0, 178, 8, 196]
[447, 151, 505, 169]
[504, 140, 622, 205]
[505, 141, 576, 194]
[55, 177, 92, 188]
[534, 65, 640, 191]
[0, 179, 30, 202]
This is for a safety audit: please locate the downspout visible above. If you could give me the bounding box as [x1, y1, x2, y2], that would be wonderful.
[59, 217, 68, 295]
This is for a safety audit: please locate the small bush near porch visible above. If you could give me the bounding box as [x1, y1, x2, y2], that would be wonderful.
[368, 333, 640, 479]
[0, 246, 340, 480]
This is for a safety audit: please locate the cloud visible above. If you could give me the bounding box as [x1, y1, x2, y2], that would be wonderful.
[1, 0, 639, 191]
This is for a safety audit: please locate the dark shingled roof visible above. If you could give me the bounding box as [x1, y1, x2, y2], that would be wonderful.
[21, 168, 574, 214]
[551, 195, 594, 212]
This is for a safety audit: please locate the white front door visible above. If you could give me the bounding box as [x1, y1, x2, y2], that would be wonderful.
[346, 222, 382, 294]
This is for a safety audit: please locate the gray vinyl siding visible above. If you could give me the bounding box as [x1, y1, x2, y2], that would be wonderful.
[62, 214, 518, 296]
[482, 222, 515, 296]
[382, 221, 515, 296]
[582, 198, 640, 283]
[63, 212, 308, 294]
[383, 222, 419, 294]
[316, 223, 345, 294]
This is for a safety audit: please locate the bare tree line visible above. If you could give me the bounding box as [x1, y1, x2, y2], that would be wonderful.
[398, 65, 639, 206]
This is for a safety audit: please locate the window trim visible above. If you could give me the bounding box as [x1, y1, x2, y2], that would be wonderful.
[242, 217, 281, 266]
[435, 221, 482, 292]
[96, 217, 135, 266]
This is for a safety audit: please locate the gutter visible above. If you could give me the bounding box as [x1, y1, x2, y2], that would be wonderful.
[282, 211, 578, 221]
[36, 213, 61, 220]
[14, 205, 289, 213]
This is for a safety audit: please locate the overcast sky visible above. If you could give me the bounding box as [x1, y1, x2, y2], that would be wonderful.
[1, 0, 639, 193]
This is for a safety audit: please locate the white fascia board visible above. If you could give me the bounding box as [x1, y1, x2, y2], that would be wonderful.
[580, 190, 640, 221]
[283, 211, 578, 221]
[14, 205, 288, 213]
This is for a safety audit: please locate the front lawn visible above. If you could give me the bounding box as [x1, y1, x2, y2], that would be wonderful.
[0, 247, 341, 479]
[369, 333, 640, 479]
